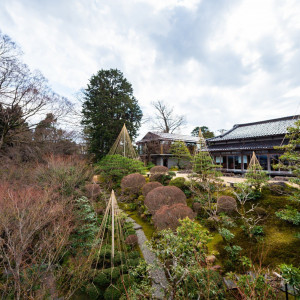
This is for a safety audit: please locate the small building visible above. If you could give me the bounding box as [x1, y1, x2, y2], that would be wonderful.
[137, 132, 198, 168]
[207, 115, 299, 176]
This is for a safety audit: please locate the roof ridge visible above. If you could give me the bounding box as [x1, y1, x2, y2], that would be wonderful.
[233, 115, 299, 128]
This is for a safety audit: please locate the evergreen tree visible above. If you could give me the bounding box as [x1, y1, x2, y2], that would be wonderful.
[81, 69, 143, 160]
[275, 119, 300, 202]
[191, 126, 215, 138]
[274, 119, 300, 229]
[170, 140, 191, 169]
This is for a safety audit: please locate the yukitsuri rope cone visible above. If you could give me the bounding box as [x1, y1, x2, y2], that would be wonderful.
[248, 151, 261, 171]
[194, 128, 208, 155]
[108, 124, 139, 159]
[64, 190, 133, 299]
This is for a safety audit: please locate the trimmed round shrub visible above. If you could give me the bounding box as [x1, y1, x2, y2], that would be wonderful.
[125, 234, 138, 247]
[128, 251, 140, 259]
[103, 267, 121, 281]
[150, 166, 169, 174]
[93, 271, 109, 287]
[144, 186, 187, 215]
[117, 274, 132, 292]
[216, 196, 237, 214]
[127, 258, 140, 267]
[149, 173, 167, 183]
[85, 183, 101, 199]
[142, 181, 163, 197]
[153, 203, 196, 230]
[121, 173, 146, 195]
[169, 177, 186, 190]
[104, 285, 121, 300]
[85, 283, 101, 299]
[113, 251, 126, 265]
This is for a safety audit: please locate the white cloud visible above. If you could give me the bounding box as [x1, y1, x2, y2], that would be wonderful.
[0, 0, 299, 140]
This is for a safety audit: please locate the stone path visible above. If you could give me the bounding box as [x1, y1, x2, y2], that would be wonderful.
[126, 216, 168, 299]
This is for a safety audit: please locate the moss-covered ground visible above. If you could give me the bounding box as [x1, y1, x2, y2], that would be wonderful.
[118, 203, 155, 240]
[208, 187, 300, 268]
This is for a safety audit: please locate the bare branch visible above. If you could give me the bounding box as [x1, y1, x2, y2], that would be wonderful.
[151, 100, 186, 133]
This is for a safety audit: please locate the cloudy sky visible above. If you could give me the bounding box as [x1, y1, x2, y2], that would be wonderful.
[0, 0, 299, 139]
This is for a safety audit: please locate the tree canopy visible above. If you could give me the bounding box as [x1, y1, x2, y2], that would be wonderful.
[191, 126, 215, 138]
[81, 69, 143, 160]
[170, 140, 191, 168]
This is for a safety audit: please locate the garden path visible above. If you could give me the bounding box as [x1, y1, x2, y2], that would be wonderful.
[126, 216, 168, 299]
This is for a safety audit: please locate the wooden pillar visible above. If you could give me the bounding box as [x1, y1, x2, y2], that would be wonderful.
[267, 154, 271, 173]
[241, 153, 243, 172]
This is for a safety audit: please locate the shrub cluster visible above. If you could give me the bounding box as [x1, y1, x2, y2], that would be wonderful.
[142, 181, 162, 197]
[150, 166, 169, 174]
[144, 186, 187, 215]
[95, 155, 146, 187]
[153, 203, 196, 230]
[216, 196, 237, 214]
[121, 173, 146, 195]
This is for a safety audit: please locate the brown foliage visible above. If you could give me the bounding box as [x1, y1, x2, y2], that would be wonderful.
[121, 173, 146, 195]
[216, 196, 237, 214]
[142, 181, 163, 197]
[153, 203, 196, 230]
[0, 182, 73, 299]
[150, 165, 169, 174]
[125, 235, 138, 247]
[144, 186, 187, 214]
[192, 202, 202, 213]
[85, 183, 101, 199]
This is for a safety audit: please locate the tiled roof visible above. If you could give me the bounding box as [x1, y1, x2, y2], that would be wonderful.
[209, 116, 299, 142]
[208, 140, 289, 152]
[138, 132, 199, 143]
[152, 132, 199, 142]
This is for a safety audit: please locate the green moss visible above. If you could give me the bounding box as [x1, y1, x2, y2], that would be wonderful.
[207, 232, 223, 254]
[125, 211, 155, 240]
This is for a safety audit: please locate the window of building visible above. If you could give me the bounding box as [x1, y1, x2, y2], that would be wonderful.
[228, 156, 234, 169]
[234, 156, 241, 169]
[257, 155, 268, 170]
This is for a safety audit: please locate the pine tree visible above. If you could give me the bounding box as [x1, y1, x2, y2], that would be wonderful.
[170, 140, 191, 169]
[274, 119, 300, 202]
[274, 119, 300, 229]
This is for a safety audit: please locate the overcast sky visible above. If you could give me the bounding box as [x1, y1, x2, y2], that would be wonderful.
[0, 0, 299, 139]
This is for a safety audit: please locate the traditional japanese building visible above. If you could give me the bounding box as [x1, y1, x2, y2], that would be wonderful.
[137, 132, 198, 168]
[207, 115, 299, 176]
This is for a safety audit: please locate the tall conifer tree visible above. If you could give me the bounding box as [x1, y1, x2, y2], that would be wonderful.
[81, 69, 142, 160]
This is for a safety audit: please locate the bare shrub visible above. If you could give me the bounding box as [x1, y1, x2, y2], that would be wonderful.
[153, 203, 196, 230]
[150, 166, 169, 174]
[144, 186, 187, 215]
[125, 235, 138, 247]
[35, 155, 92, 196]
[0, 182, 73, 299]
[121, 173, 146, 195]
[216, 196, 237, 214]
[85, 183, 101, 199]
[142, 181, 162, 197]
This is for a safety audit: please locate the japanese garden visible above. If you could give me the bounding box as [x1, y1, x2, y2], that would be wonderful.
[0, 26, 300, 300]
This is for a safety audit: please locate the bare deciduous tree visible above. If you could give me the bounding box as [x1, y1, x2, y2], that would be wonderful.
[151, 100, 186, 133]
[0, 32, 72, 151]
